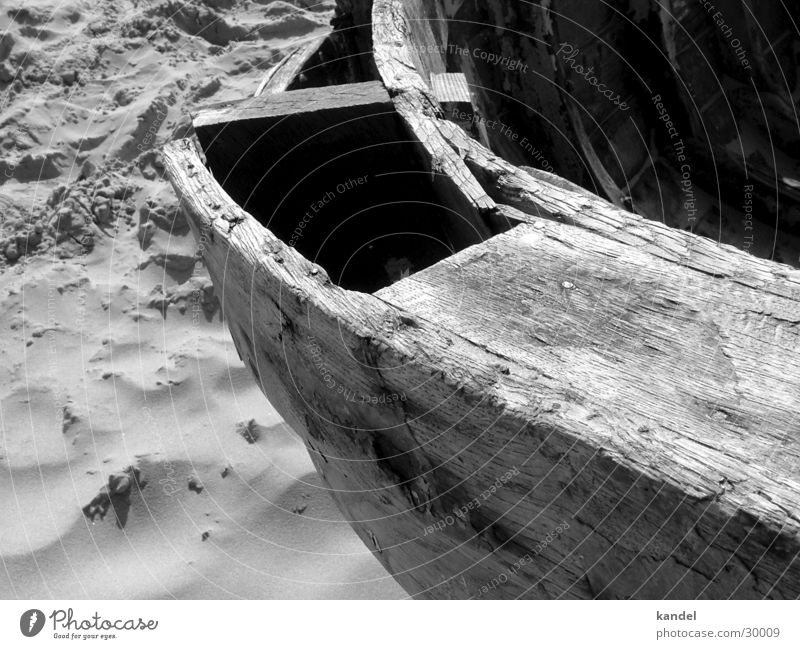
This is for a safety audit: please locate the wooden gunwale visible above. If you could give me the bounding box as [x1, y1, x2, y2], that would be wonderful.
[162, 0, 800, 599]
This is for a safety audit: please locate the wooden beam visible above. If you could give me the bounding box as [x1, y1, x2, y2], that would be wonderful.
[254, 34, 330, 97]
[193, 80, 393, 143]
[191, 80, 403, 224]
[162, 0, 800, 601]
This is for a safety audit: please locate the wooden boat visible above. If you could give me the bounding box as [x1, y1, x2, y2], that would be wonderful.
[164, 0, 800, 599]
[441, 0, 641, 210]
[442, 0, 800, 262]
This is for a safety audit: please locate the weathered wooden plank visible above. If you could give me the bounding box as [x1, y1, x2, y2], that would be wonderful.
[164, 132, 800, 599]
[195, 80, 392, 134]
[163, 0, 800, 601]
[378, 208, 800, 522]
[438, 115, 800, 298]
[370, 0, 495, 239]
[368, 0, 800, 598]
[192, 81, 397, 192]
[254, 34, 330, 98]
[193, 76, 495, 271]
[163, 138, 580, 599]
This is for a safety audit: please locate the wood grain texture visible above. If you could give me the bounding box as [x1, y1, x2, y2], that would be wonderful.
[195, 81, 391, 133]
[371, 0, 496, 243]
[164, 130, 800, 599]
[254, 34, 330, 98]
[163, 138, 585, 599]
[162, 0, 800, 599]
[440, 115, 800, 291]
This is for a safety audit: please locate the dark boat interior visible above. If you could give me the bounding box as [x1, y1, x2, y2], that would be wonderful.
[194, 81, 511, 293]
[192, 0, 800, 294]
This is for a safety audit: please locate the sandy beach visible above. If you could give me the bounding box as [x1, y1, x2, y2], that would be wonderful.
[0, 0, 404, 599]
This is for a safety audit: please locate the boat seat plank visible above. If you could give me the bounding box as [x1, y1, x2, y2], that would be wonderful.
[193, 80, 393, 137]
[192, 80, 402, 224]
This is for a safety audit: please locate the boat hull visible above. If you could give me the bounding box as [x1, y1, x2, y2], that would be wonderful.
[163, 0, 800, 599]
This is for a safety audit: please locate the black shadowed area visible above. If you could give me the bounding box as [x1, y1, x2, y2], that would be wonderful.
[194, 81, 503, 292]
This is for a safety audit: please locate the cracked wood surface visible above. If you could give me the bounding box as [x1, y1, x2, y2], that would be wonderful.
[164, 125, 800, 598]
[254, 34, 330, 97]
[195, 80, 392, 136]
[162, 0, 800, 598]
